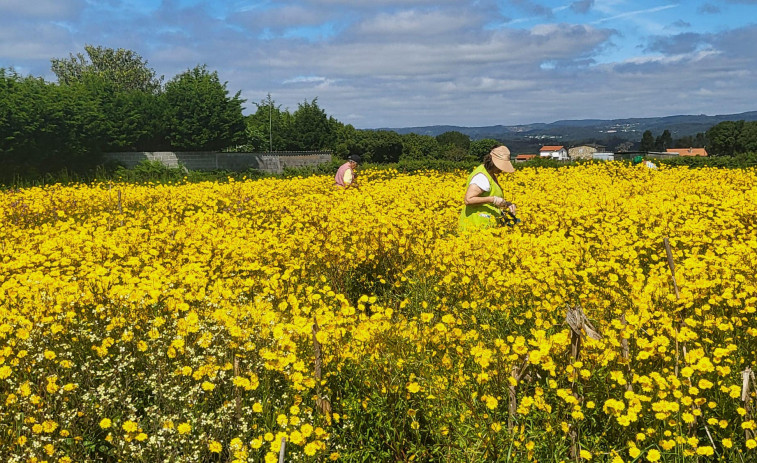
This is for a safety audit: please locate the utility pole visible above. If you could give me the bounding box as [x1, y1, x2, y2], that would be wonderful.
[268, 93, 273, 153]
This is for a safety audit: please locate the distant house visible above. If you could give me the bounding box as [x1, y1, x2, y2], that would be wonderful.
[568, 145, 598, 161]
[539, 145, 569, 161]
[666, 148, 708, 157]
[515, 154, 538, 162]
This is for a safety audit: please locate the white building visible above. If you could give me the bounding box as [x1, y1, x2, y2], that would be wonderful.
[539, 145, 569, 161]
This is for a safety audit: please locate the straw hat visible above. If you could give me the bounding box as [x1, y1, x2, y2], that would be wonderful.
[490, 146, 515, 173]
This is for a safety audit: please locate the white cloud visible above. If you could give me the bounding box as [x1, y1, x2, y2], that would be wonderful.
[0, 0, 85, 19]
[1, 0, 757, 127]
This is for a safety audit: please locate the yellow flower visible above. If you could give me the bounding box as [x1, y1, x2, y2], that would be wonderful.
[407, 382, 421, 393]
[646, 449, 661, 461]
[42, 420, 58, 433]
[201, 381, 215, 391]
[122, 420, 138, 433]
[208, 441, 223, 453]
[99, 418, 112, 429]
[177, 422, 191, 435]
[300, 423, 314, 438]
[304, 441, 319, 456]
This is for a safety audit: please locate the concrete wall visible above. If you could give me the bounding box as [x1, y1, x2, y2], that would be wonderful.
[104, 151, 332, 174]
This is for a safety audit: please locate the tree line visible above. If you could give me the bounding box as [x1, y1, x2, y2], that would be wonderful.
[0, 45, 501, 182]
[1, 46, 247, 179]
[3, 45, 756, 182]
[638, 120, 757, 156]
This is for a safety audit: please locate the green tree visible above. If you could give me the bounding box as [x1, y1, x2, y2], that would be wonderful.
[356, 130, 403, 163]
[162, 65, 246, 151]
[673, 132, 708, 149]
[51, 45, 163, 93]
[400, 133, 440, 160]
[654, 129, 673, 151]
[737, 121, 757, 153]
[245, 95, 293, 152]
[80, 74, 167, 151]
[334, 124, 360, 160]
[468, 139, 501, 161]
[707, 121, 744, 156]
[640, 130, 655, 152]
[0, 69, 106, 179]
[290, 98, 335, 151]
[436, 131, 470, 150]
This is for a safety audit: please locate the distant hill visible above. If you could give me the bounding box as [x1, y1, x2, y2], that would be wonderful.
[376, 111, 757, 153]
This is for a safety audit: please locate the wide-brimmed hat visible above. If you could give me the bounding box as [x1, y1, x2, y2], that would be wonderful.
[490, 146, 515, 173]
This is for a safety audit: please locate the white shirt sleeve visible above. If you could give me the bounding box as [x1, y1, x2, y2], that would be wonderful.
[469, 173, 491, 192]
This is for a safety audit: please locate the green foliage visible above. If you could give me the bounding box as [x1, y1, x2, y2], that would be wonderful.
[654, 129, 672, 151]
[658, 152, 757, 169]
[162, 65, 246, 151]
[51, 44, 163, 93]
[244, 94, 293, 152]
[673, 132, 707, 149]
[707, 120, 745, 156]
[81, 74, 168, 152]
[435, 131, 470, 150]
[0, 69, 104, 181]
[640, 130, 655, 152]
[400, 133, 441, 161]
[290, 98, 336, 151]
[112, 160, 187, 183]
[363, 130, 404, 163]
[737, 121, 757, 153]
[335, 130, 404, 163]
[468, 139, 501, 161]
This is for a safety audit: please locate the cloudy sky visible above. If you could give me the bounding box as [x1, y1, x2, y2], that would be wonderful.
[2, 0, 756, 128]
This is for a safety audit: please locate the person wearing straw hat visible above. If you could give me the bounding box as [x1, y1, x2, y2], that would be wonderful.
[459, 145, 517, 231]
[334, 154, 361, 189]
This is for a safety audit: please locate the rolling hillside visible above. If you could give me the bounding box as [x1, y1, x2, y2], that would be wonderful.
[378, 110, 757, 152]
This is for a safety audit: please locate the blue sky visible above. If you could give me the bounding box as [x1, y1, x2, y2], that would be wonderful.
[2, 0, 757, 128]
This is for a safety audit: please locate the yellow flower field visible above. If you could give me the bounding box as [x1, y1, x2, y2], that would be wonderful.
[1, 163, 756, 462]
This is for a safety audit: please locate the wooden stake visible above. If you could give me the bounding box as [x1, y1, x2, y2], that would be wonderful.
[234, 356, 241, 422]
[278, 436, 287, 463]
[743, 367, 755, 441]
[508, 357, 529, 431]
[663, 237, 680, 299]
[619, 313, 633, 392]
[565, 305, 602, 462]
[664, 236, 681, 378]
